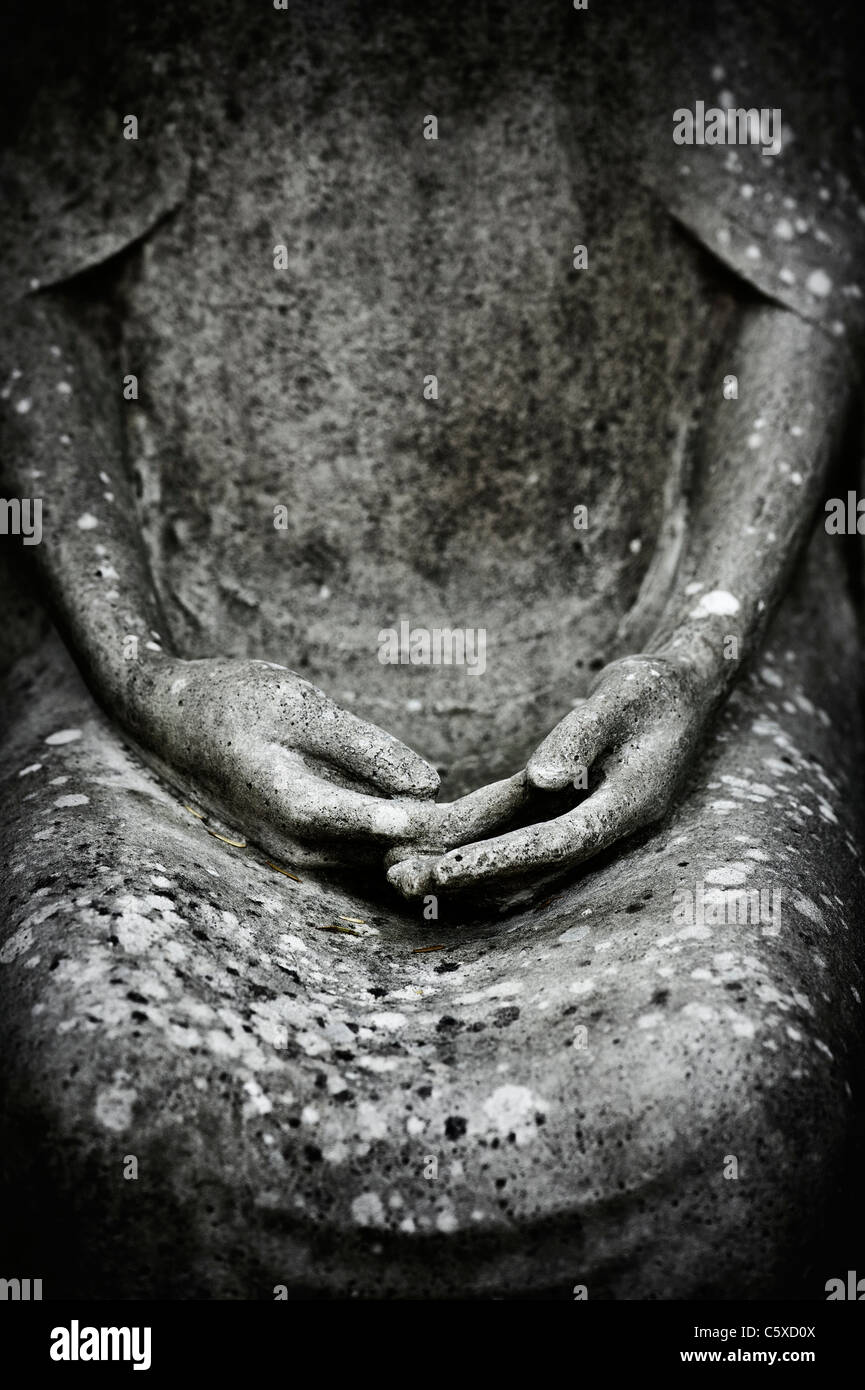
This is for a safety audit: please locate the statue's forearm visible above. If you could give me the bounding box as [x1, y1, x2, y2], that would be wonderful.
[0, 292, 175, 725]
[646, 303, 853, 701]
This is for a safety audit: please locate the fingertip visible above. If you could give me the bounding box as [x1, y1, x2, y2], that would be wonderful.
[386, 860, 416, 897]
[384, 753, 440, 799]
[527, 760, 571, 791]
[387, 855, 438, 898]
[412, 764, 441, 797]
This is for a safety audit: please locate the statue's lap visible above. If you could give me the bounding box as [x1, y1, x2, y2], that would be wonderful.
[1, 527, 861, 1296]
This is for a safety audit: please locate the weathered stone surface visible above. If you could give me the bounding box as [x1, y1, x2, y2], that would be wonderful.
[2, 0, 865, 1301]
[1, 529, 863, 1298]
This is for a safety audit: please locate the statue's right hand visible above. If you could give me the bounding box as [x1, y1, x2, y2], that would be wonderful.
[125, 656, 441, 859]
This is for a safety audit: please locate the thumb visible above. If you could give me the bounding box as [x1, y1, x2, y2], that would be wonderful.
[527, 700, 610, 790]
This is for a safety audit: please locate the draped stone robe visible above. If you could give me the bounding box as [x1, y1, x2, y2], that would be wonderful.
[0, 0, 864, 1298]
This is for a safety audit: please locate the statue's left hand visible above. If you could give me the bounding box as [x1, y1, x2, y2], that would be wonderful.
[388, 654, 712, 894]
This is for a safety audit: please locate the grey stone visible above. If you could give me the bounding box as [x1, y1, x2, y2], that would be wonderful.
[1, 0, 864, 1299]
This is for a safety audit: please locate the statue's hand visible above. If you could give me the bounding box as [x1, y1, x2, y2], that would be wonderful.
[127, 656, 442, 857]
[388, 654, 711, 894]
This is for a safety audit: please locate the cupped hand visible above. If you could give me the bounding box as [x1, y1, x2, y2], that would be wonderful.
[124, 655, 445, 861]
[387, 654, 712, 894]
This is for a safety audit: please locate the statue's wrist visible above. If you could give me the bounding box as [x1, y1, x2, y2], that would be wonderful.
[644, 630, 733, 716]
[90, 640, 183, 744]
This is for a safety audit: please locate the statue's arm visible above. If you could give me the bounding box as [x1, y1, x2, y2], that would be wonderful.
[389, 303, 854, 894]
[1, 288, 465, 862]
[638, 304, 852, 703]
[1, 290, 176, 729]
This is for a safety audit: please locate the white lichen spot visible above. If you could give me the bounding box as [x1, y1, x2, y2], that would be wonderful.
[18, 763, 42, 777]
[558, 925, 589, 944]
[53, 794, 89, 808]
[370, 1011, 407, 1031]
[727, 1012, 756, 1039]
[95, 1082, 136, 1132]
[485, 981, 522, 999]
[356, 1056, 398, 1073]
[356, 1103, 388, 1142]
[704, 863, 749, 886]
[296, 1030, 330, 1057]
[481, 1084, 545, 1146]
[774, 218, 794, 240]
[77, 513, 99, 530]
[793, 896, 824, 926]
[690, 590, 740, 619]
[683, 1001, 716, 1023]
[806, 268, 832, 298]
[243, 1079, 272, 1117]
[815, 796, 837, 824]
[279, 933, 307, 953]
[351, 1192, 385, 1227]
[712, 952, 737, 970]
[745, 244, 761, 261]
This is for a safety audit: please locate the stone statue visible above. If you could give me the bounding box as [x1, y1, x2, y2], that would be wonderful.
[1, 0, 863, 1298]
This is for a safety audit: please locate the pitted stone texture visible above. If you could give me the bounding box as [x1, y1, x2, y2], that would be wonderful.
[111, 4, 729, 797]
[1, 0, 776, 799]
[2, 0, 865, 1301]
[1, 530, 863, 1299]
